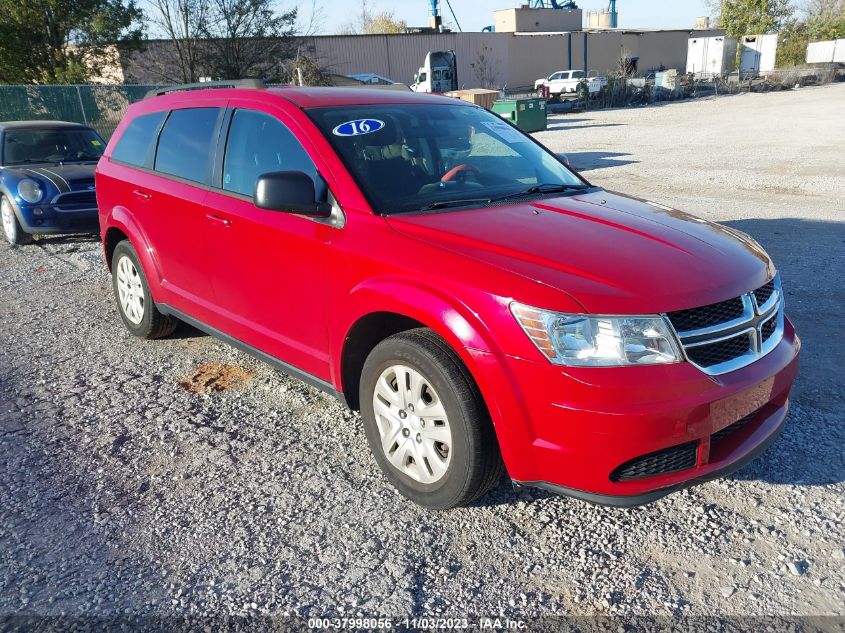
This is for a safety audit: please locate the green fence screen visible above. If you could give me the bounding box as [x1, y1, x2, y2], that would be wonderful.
[0, 85, 164, 140]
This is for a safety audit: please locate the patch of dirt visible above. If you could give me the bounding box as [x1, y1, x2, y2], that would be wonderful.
[178, 363, 255, 394]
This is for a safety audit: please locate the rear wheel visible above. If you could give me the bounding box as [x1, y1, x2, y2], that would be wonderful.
[360, 328, 503, 509]
[1, 196, 34, 246]
[111, 240, 177, 339]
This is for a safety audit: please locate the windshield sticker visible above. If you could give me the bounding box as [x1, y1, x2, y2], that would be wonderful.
[91, 139, 102, 146]
[332, 119, 386, 137]
[480, 120, 529, 144]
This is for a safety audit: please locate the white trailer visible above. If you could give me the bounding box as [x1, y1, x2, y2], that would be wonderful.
[687, 36, 738, 76]
[806, 39, 845, 64]
[740, 34, 778, 75]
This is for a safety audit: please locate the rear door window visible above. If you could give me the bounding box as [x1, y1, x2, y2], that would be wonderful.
[222, 109, 318, 198]
[154, 108, 222, 183]
[112, 111, 166, 167]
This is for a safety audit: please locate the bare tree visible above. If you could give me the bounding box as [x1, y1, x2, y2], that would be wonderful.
[299, 0, 325, 36]
[145, 0, 208, 82]
[470, 46, 499, 88]
[199, 0, 298, 81]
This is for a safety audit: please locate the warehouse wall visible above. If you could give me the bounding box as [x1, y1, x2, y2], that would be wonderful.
[122, 29, 724, 88]
[307, 30, 723, 89]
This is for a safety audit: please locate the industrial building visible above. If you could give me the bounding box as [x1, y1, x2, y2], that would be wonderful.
[119, 2, 723, 88]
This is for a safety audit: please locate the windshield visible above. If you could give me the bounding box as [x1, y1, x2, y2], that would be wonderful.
[306, 104, 586, 215]
[2, 127, 105, 166]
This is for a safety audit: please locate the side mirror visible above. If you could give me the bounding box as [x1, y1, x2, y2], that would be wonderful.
[254, 171, 332, 218]
[557, 153, 572, 167]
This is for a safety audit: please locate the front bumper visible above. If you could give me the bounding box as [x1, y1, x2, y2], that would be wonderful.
[18, 202, 99, 234]
[470, 317, 800, 505]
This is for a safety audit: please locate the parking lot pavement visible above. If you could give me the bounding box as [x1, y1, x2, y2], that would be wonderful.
[1, 84, 843, 620]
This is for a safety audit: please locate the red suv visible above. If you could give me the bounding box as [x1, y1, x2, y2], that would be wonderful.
[96, 83, 800, 509]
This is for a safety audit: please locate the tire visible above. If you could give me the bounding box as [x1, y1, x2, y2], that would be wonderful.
[1, 195, 34, 246]
[111, 240, 177, 339]
[360, 328, 503, 509]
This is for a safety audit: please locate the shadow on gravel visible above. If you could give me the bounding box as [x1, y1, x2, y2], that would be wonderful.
[167, 321, 208, 340]
[33, 233, 100, 247]
[546, 121, 627, 132]
[567, 151, 638, 171]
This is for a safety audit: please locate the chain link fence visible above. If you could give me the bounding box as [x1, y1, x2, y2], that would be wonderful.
[0, 85, 164, 140]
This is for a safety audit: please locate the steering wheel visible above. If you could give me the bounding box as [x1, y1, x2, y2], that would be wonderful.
[441, 163, 481, 184]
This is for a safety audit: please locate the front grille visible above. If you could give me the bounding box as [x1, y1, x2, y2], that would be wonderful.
[754, 280, 775, 307]
[711, 410, 757, 445]
[686, 333, 751, 367]
[668, 276, 783, 376]
[610, 441, 698, 482]
[54, 191, 97, 211]
[761, 314, 777, 342]
[667, 297, 745, 332]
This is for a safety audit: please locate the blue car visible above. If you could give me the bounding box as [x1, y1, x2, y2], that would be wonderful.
[0, 120, 105, 245]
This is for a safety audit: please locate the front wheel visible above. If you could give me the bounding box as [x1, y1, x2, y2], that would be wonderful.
[360, 328, 503, 509]
[1, 196, 33, 246]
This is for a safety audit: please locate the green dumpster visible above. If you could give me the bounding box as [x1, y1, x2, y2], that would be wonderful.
[491, 98, 548, 133]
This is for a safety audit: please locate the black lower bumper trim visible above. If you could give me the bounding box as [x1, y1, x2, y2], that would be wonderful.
[515, 402, 787, 508]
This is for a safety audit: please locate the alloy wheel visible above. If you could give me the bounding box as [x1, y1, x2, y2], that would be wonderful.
[372, 364, 453, 484]
[115, 255, 145, 325]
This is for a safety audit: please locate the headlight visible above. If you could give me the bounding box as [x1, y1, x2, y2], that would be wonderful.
[511, 302, 683, 367]
[18, 179, 44, 204]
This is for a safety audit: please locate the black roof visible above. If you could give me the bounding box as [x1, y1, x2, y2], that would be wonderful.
[0, 120, 91, 132]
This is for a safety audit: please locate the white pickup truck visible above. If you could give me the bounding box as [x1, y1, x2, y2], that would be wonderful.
[535, 70, 608, 98]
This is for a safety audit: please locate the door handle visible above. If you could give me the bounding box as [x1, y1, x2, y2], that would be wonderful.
[132, 189, 151, 200]
[206, 213, 232, 227]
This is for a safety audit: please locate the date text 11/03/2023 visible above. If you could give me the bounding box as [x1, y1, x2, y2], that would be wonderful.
[306, 617, 528, 629]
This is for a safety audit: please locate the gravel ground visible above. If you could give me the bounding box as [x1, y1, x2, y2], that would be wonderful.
[1, 84, 844, 624]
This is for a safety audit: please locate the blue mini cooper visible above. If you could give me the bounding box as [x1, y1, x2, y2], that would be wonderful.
[0, 120, 105, 245]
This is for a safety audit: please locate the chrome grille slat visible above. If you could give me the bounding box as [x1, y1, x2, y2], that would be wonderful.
[665, 275, 784, 376]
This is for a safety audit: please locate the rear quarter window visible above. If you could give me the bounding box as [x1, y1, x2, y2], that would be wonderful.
[154, 108, 222, 184]
[111, 111, 167, 167]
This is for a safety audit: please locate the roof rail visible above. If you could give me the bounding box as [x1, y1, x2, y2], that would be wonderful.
[145, 79, 266, 99]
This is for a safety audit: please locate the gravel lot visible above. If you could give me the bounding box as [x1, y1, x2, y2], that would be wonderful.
[1, 84, 844, 623]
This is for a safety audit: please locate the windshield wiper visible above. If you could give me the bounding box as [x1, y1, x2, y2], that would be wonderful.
[490, 183, 589, 203]
[419, 197, 494, 211]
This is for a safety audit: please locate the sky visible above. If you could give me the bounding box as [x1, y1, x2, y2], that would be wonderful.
[305, 0, 714, 34]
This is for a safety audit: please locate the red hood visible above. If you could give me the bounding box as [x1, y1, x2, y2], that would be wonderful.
[386, 190, 775, 314]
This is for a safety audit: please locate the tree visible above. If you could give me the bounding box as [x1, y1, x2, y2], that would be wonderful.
[805, 0, 845, 38]
[0, 0, 144, 84]
[144, 0, 209, 83]
[776, 0, 845, 67]
[470, 46, 499, 89]
[199, 0, 298, 81]
[343, 0, 407, 34]
[717, 0, 795, 38]
[777, 19, 811, 66]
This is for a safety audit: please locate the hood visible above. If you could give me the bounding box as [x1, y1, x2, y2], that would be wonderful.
[386, 190, 775, 314]
[4, 163, 96, 192]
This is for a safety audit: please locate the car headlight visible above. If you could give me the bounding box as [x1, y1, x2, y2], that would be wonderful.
[18, 179, 44, 204]
[511, 302, 683, 367]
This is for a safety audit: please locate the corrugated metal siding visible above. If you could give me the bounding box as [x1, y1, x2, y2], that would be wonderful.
[307, 33, 510, 89]
[124, 30, 725, 88]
